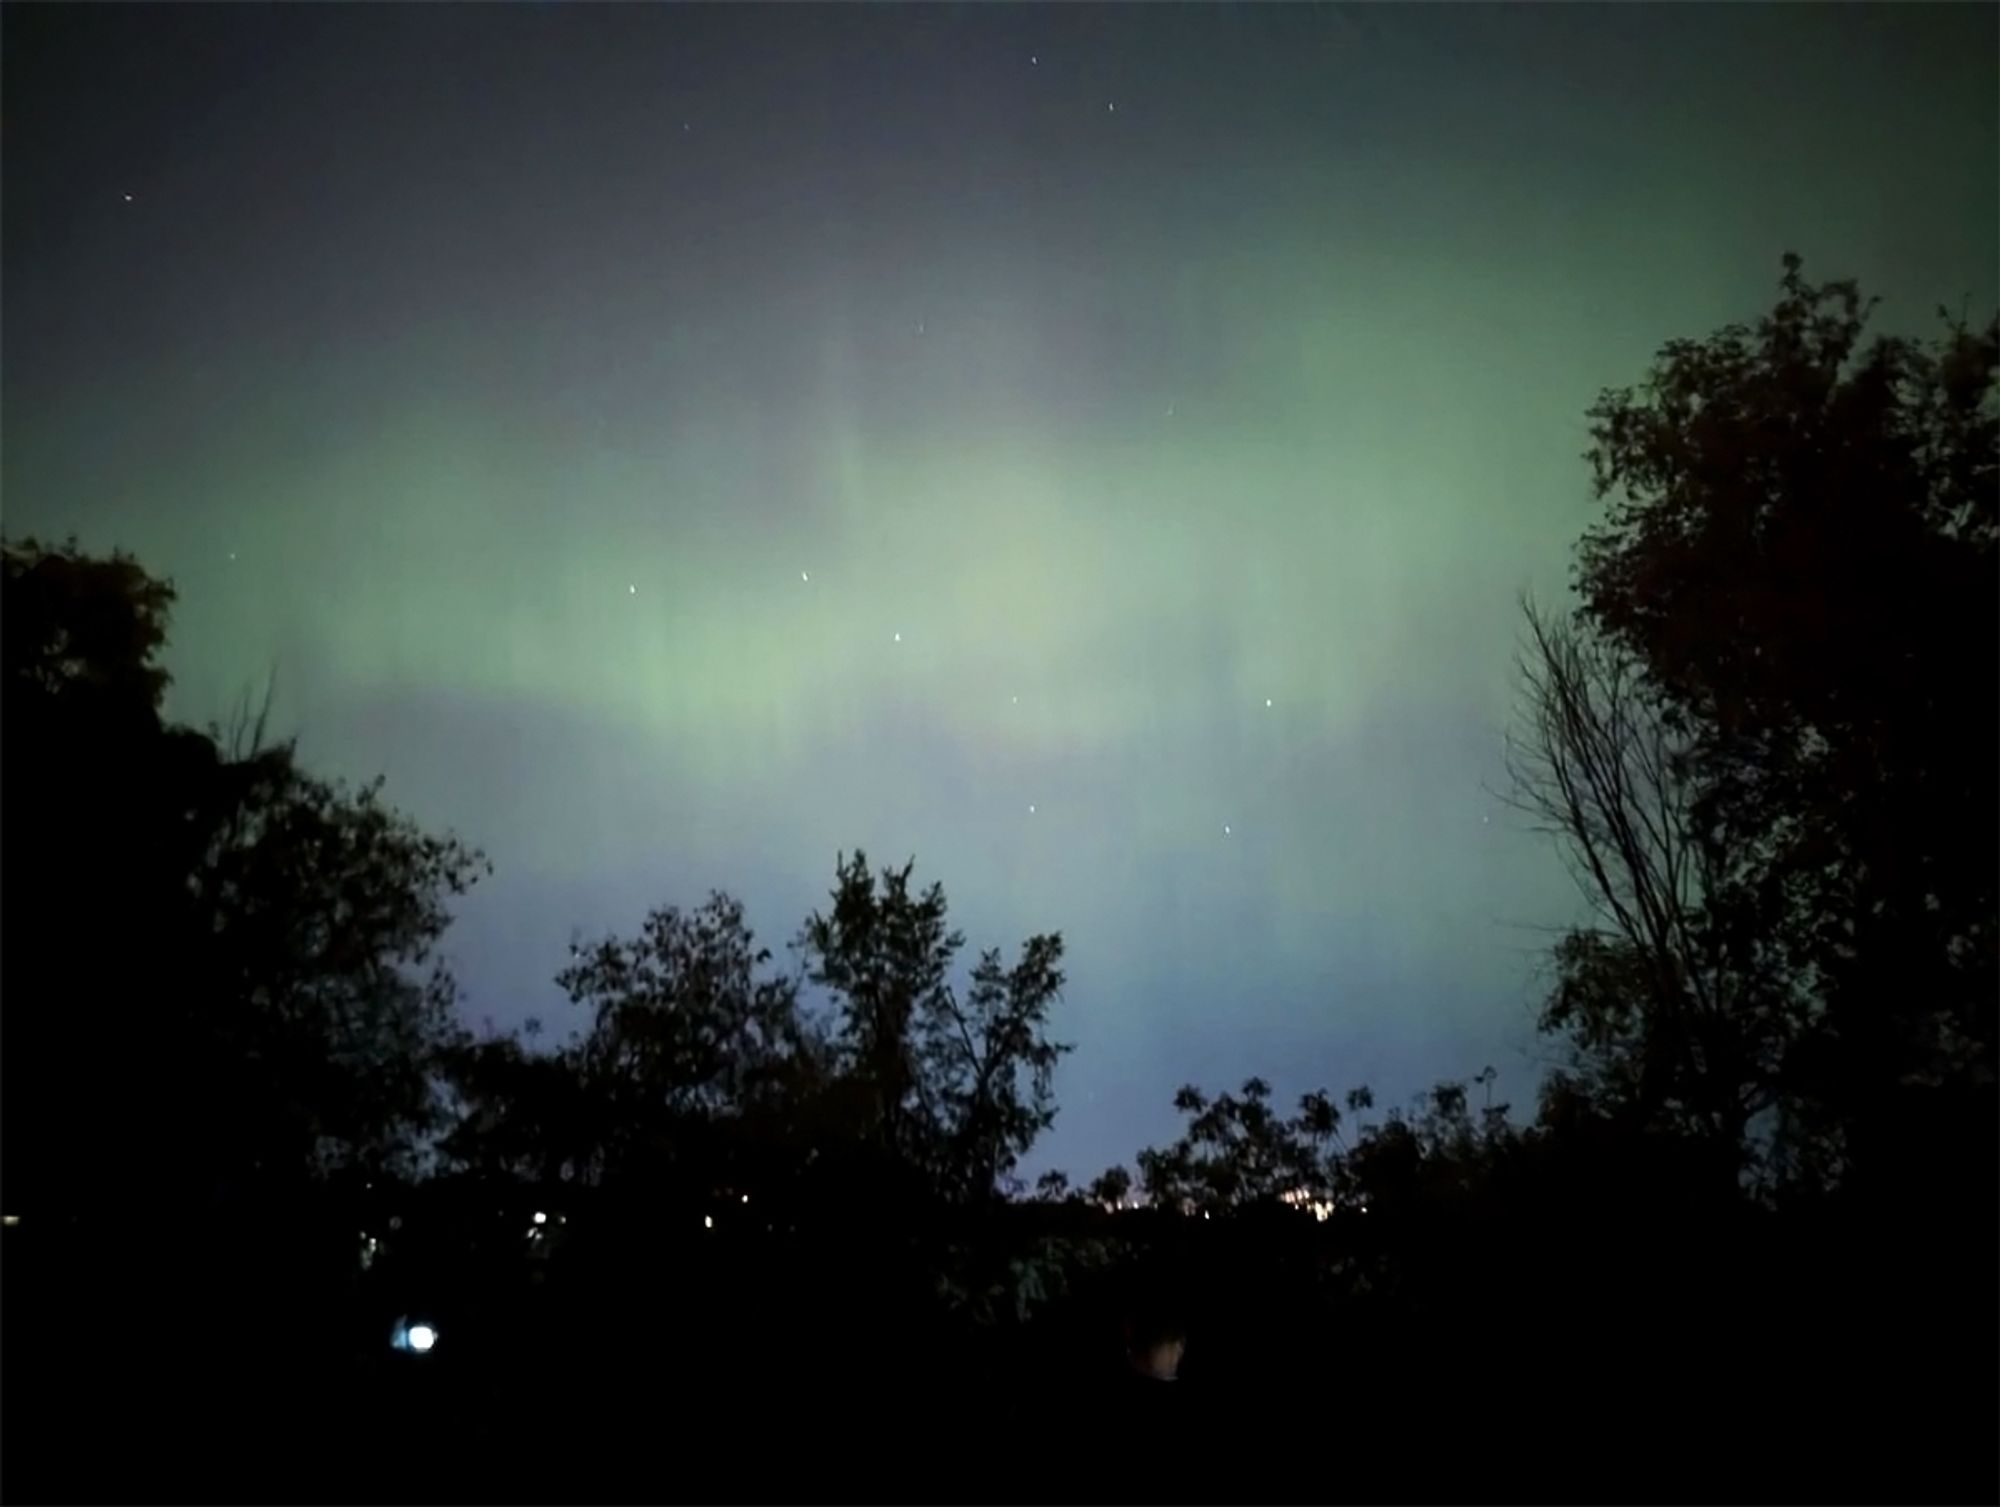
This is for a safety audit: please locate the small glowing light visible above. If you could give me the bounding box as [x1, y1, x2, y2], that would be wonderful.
[392, 1316, 439, 1354]
[1223, 825, 1231, 835]
[1108, 102, 1116, 112]
[628, 584, 636, 595]
[801, 571, 809, 582]
[532, 1210, 547, 1225]
[704, 1215, 714, 1230]
[1265, 698, 1273, 708]
[1, 1215, 19, 1227]
[1030, 54, 1037, 64]
[122, 193, 134, 203]
[1011, 695, 1018, 704]
[1028, 804, 1036, 814]
[892, 632, 901, 643]
[740, 1194, 750, 1204]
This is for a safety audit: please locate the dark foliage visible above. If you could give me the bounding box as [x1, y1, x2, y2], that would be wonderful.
[1510, 257, 1998, 1201]
[2, 536, 488, 1212]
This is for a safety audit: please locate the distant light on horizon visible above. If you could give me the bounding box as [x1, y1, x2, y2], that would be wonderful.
[408, 1324, 437, 1353]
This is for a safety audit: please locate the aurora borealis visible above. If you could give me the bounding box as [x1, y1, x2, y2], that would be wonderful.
[5, 4, 1994, 1176]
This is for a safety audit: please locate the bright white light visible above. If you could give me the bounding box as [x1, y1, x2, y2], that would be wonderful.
[740, 1194, 750, 1204]
[1, 1215, 19, 1227]
[532, 1210, 548, 1225]
[801, 571, 809, 582]
[892, 632, 901, 643]
[628, 584, 636, 595]
[1265, 698, 1273, 708]
[703, 1215, 714, 1230]
[393, 1316, 440, 1354]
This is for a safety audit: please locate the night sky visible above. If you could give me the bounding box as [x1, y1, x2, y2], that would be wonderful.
[6, 4, 1995, 1178]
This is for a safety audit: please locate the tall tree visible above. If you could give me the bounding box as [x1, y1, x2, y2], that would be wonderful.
[550, 892, 817, 1192]
[1504, 603, 1789, 1179]
[1520, 255, 1998, 1194]
[2, 536, 487, 1209]
[797, 852, 1069, 1203]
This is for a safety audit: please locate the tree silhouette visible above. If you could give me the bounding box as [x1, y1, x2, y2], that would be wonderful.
[438, 1029, 602, 1187]
[1085, 1164, 1131, 1208]
[548, 892, 820, 1196]
[2, 535, 488, 1210]
[1135, 1077, 1341, 1213]
[1505, 601, 1780, 1186]
[1515, 256, 1998, 1197]
[797, 851, 1069, 1204]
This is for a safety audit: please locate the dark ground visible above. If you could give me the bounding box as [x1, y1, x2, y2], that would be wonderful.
[4, 1204, 1993, 1505]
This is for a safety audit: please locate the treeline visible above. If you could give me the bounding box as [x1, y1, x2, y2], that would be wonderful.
[3, 255, 1994, 1502]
